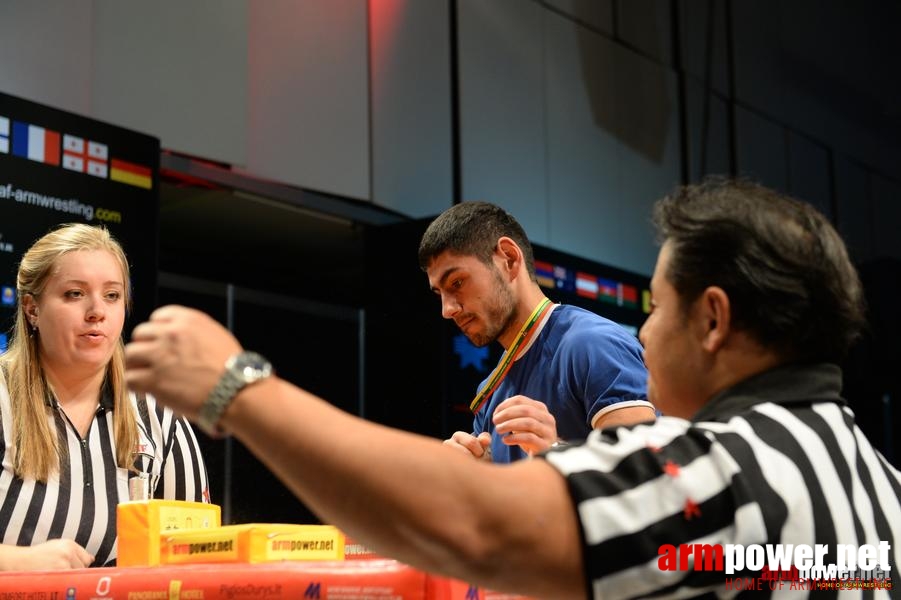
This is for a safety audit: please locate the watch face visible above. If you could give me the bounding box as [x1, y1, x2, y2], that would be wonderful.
[230, 351, 273, 382]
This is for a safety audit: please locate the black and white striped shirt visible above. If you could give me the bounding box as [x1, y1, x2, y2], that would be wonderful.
[0, 373, 210, 567]
[545, 363, 901, 599]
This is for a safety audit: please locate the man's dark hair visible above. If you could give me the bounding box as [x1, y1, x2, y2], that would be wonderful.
[653, 177, 866, 363]
[418, 201, 536, 279]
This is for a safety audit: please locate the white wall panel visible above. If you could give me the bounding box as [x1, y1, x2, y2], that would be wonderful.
[370, 0, 452, 217]
[678, 0, 729, 96]
[617, 0, 673, 66]
[246, 0, 369, 200]
[735, 106, 787, 191]
[93, 1, 247, 165]
[684, 80, 731, 180]
[872, 175, 901, 261]
[458, 0, 548, 237]
[834, 157, 872, 263]
[544, 0, 613, 35]
[545, 12, 675, 277]
[0, 1, 94, 116]
[787, 131, 832, 221]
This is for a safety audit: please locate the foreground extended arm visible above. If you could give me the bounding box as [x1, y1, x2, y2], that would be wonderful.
[125, 306, 585, 599]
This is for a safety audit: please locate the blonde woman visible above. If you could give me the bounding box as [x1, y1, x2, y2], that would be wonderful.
[0, 223, 210, 570]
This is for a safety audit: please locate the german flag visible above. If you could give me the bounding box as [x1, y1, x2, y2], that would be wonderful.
[110, 157, 152, 189]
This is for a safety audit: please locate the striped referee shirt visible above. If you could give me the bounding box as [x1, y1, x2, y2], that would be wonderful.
[544, 363, 901, 599]
[0, 372, 210, 567]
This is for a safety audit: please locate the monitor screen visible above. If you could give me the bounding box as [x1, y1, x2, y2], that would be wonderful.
[0, 91, 160, 352]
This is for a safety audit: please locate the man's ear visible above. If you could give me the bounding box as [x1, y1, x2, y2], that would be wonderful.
[495, 237, 523, 276]
[698, 286, 730, 352]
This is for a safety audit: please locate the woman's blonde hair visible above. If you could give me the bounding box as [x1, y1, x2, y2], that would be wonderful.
[0, 223, 138, 481]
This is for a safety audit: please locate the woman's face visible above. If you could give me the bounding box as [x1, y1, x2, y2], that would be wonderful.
[26, 249, 126, 376]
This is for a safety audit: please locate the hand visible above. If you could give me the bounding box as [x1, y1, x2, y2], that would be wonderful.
[125, 305, 242, 419]
[0, 539, 93, 571]
[442, 431, 492, 460]
[492, 395, 558, 456]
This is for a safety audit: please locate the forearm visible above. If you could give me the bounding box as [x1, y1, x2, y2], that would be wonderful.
[222, 377, 584, 598]
[0, 544, 20, 571]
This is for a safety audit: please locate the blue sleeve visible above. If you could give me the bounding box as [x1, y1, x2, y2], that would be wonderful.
[557, 323, 648, 425]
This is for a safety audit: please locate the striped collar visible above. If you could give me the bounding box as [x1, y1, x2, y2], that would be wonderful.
[693, 362, 845, 422]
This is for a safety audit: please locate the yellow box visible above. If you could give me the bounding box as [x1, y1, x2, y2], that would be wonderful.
[160, 523, 345, 564]
[117, 500, 221, 566]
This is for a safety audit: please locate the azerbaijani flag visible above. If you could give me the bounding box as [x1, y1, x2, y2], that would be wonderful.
[12, 121, 60, 165]
[110, 157, 152, 189]
[598, 278, 618, 303]
[0, 117, 8, 154]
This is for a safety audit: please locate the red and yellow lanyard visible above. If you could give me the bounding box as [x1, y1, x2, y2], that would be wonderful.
[470, 297, 553, 413]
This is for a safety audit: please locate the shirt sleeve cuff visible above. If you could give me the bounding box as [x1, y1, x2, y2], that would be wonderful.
[590, 399, 656, 428]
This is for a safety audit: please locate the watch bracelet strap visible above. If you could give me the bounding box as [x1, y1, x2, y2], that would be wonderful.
[198, 369, 244, 437]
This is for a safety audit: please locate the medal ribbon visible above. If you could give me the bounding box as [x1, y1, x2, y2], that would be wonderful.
[469, 297, 553, 413]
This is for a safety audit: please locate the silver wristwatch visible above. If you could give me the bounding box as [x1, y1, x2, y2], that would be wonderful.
[197, 351, 273, 437]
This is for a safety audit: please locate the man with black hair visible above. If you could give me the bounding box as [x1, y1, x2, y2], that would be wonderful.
[418, 201, 654, 462]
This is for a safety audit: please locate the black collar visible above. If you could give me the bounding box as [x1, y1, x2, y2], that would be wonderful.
[692, 363, 845, 422]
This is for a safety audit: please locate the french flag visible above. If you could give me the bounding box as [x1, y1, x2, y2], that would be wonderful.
[12, 121, 60, 165]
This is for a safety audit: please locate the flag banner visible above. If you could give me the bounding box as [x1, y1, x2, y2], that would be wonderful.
[0, 117, 8, 154]
[63, 134, 109, 178]
[598, 277, 618, 304]
[12, 121, 60, 165]
[618, 283, 638, 307]
[534, 260, 556, 289]
[576, 272, 599, 299]
[554, 265, 575, 293]
[110, 157, 152, 189]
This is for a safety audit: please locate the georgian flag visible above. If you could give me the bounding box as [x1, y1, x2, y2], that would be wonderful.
[63, 134, 109, 178]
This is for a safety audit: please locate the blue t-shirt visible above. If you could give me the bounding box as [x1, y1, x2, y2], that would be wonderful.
[473, 304, 649, 463]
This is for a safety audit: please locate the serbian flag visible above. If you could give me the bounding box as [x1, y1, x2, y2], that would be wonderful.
[534, 260, 556, 289]
[12, 121, 60, 165]
[598, 278, 618, 304]
[63, 134, 109, 178]
[575, 272, 598, 299]
[0, 117, 8, 154]
[110, 157, 152, 189]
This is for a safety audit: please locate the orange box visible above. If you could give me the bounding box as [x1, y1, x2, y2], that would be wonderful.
[117, 500, 221, 566]
[160, 523, 345, 565]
